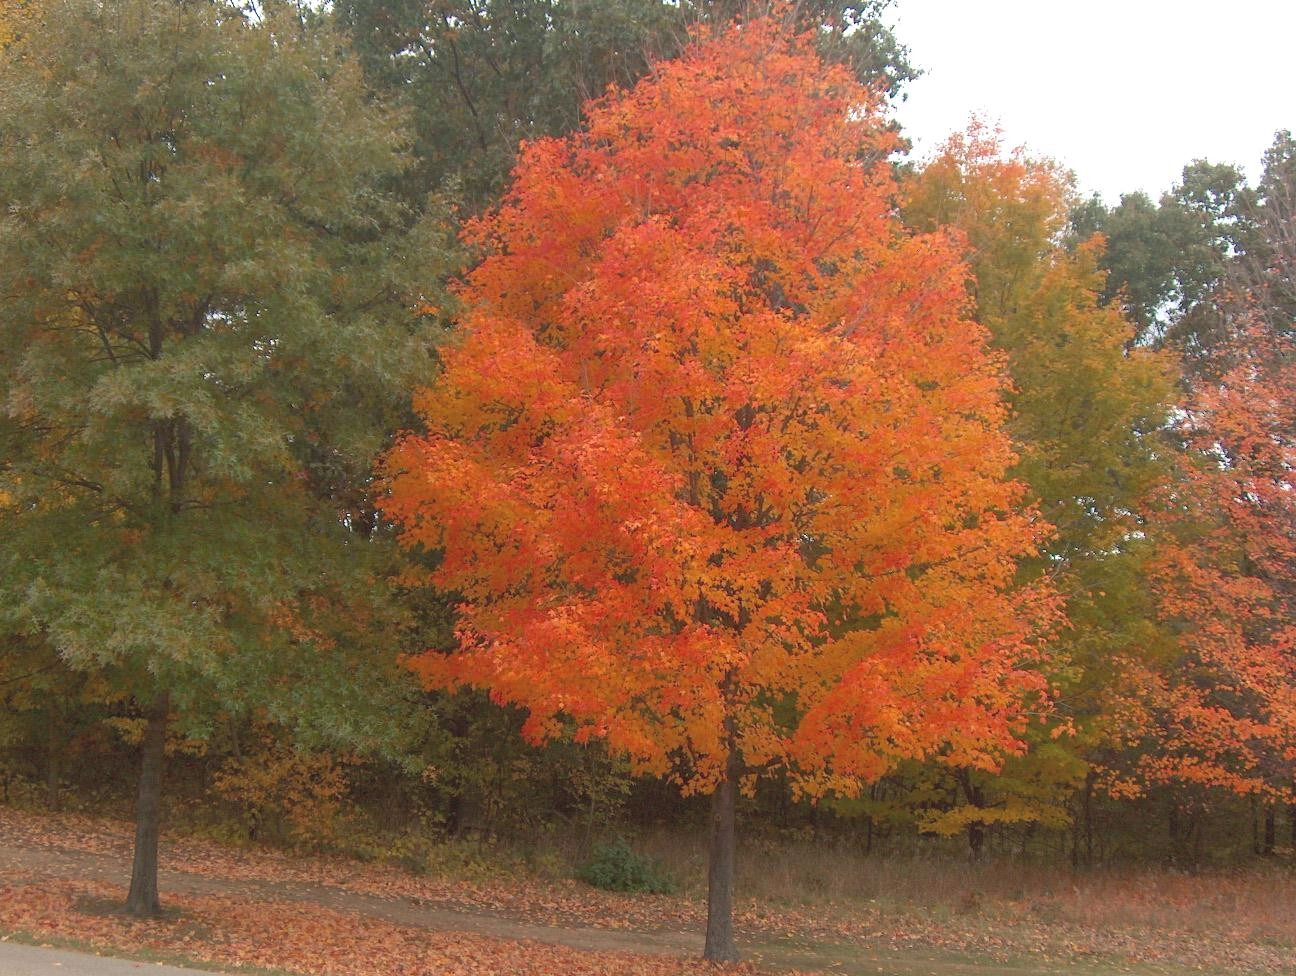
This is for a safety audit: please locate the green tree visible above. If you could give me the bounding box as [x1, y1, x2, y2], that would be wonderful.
[0, 637, 118, 811]
[0, 0, 450, 915]
[1237, 130, 1296, 336]
[905, 124, 1176, 857]
[1071, 160, 1252, 366]
[333, 0, 916, 210]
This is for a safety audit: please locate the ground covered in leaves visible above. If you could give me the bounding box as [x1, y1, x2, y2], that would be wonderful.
[2, 807, 1293, 975]
[0, 876, 745, 976]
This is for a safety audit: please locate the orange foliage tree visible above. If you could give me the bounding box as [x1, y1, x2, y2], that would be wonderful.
[1121, 327, 1296, 812]
[382, 19, 1055, 961]
[1112, 150, 1296, 836]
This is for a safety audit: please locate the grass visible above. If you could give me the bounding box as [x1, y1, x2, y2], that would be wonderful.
[4, 801, 1294, 974]
[15, 786, 1296, 951]
[473, 818, 1296, 952]
[623, 827, 1296, 946]
[746, 937, 1212, 976]
[367, 819, 1296, 969]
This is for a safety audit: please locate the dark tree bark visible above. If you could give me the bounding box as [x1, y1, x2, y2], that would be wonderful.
[124, 691, 169, 917]
[955, 770, 987, 860]
[1252, 796, 1261, 855]
[703, 749, 741, 963]
[1082, 775, 1095, 864]
[45, 712, 61, 812]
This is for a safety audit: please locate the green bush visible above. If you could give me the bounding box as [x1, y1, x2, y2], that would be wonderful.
[577, 838, 673, 894]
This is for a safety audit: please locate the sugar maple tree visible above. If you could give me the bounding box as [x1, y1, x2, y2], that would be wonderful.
[383, 19, 1054, 961]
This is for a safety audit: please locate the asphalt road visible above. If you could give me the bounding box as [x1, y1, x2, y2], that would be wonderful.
[0, 943, 219, 976]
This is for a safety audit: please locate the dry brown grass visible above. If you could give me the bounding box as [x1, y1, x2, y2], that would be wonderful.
[5, 804, 1295, 972]
[625, 827, 1296, 946]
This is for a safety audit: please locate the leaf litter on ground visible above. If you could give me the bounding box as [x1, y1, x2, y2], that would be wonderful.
[1, 807, 1292, 975]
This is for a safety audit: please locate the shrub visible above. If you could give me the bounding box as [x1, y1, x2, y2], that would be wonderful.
[212, 731, 356, 850]
[577, 838, 673, 894]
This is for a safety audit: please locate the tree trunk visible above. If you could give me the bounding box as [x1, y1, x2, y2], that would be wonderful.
[1168, 802, 1180, 862]
[45, 712, 61, 812]
[124, 691, 169, 918]
[703, 751, 740, 963]
[1082, 774, 1095, 864]
[958, 774, 987, 860]
[1070, 798, 1081, 869]
[1263, 805, 1276, 855]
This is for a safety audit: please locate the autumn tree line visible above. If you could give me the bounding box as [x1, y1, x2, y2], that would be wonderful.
[1, 0, 1294, 958]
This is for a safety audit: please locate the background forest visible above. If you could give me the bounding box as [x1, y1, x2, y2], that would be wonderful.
[2, 0, 1296, 960]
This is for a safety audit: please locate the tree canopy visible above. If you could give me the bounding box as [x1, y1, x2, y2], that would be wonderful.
[382, 19, 1053, 959]
[335, 0, 916, 209]
[0, 0, 452, 913]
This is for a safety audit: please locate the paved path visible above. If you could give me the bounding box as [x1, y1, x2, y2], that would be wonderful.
[0, 942, 217, 976]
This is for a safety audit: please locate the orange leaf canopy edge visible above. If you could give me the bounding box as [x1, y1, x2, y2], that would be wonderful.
[381, 18, 1057, 798]
[1126, 315, 1296, 801]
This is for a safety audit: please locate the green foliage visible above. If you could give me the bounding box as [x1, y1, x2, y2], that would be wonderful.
[333, 0, 915, 211]
[577, 838, 673, 895]
[419, 693, 636, 839]
[0, 0, 452, 757]
[917, 743, 1089, 838]
[903, 126, 1179, 852]
[1244, 130, 1296, 334]
[0, 0, 1292, 883]
[1071, 159, 1253, 364]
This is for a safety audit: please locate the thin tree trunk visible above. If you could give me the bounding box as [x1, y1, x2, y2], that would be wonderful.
[45, 711, 61, 812]
[1168, 802, 1180, 862]
[1083, 774, 1095, 864]
[1070, 795, 1081, 869]
[125, 691, 169, 918]
[703, 750, 740, 963]
[1263, 805, 1276, 855]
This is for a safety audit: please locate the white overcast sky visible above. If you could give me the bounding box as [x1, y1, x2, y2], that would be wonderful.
[887, 0, 1296, 203]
